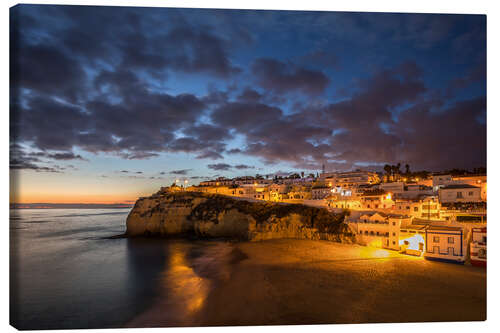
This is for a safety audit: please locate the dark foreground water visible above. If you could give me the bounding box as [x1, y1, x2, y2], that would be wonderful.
[10, 208, 233, 330]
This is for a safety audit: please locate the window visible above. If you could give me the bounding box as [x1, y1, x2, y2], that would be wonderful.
[406, 206, 410, 209]
[457, 192, 463, 199]
[468, 191, 474, 196]
[392, 222, 396, 226]
[433, 236, 440, 242]
[392, 241, 396, 245]
[414, 207, 419, 212]
[359, 231, 363, 234]
[392, 232, 396, 236]
[448, 237, 454, 244]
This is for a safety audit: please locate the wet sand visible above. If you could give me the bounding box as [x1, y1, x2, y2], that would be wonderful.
[129, 239, 486, 327]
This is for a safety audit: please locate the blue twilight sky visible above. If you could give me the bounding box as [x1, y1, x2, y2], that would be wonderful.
[10, 5, 486, 203]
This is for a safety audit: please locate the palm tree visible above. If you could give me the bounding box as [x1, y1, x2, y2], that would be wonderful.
[383, 164, 391, 177]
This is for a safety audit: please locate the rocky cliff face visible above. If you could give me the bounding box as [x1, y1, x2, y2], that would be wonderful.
[126, 191, 355, 243]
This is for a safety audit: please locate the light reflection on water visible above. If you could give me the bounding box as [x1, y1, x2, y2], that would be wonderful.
[126, 240, 236, 327]
[165, 244, 210, 315]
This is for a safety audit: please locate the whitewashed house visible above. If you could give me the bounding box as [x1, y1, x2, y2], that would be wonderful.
[424, 225, 465, 263]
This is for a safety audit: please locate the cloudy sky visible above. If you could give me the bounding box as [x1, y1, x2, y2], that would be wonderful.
[10, 5, 486, 203]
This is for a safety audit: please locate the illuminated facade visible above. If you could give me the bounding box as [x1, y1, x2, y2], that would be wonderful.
[438, 184, 482, 203]
[424, 226, 465, 263]
[393, 196, 441, 220]
[360, 193, 395, 210]
[348, 212, 411, 251]
[320, 171, 380, 188]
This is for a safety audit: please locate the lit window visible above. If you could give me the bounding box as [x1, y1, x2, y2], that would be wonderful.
[433, 236, 440, 242]
[414, 207, 419, 212]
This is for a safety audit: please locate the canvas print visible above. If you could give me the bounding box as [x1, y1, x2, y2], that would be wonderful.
[10, 4, 486, 330]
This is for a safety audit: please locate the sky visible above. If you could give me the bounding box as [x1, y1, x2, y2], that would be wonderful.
[9, 5, 486, 203]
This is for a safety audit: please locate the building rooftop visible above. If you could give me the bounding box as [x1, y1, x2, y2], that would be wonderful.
[427, 225, 463, 232]
[440, 184, 480, 190]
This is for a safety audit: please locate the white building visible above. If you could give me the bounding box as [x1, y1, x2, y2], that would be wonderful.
[393, 196, 441, 220]
[379, 182, 404, 194]
[348, 212, 411, 251]
[311, 186, 332, 200]
[320, 171, 380, 188]
[432, 174, 453, 189]
[360, 193, 395, 210]
[424, 225, 465, 263]
[438, 184, 482, 203]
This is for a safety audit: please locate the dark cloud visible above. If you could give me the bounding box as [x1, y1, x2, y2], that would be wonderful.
[44, 152, 86, 161]
[11, 44, 87, 102]
[237, 88, 262, 103]
[251, 58, 330, 96]
[169, 169, 192, 175]
[227, 148, 242, 154]
[207, 163, 232, 171]
[9, 145, 66, 173]
[163, 27, 241, 77]
[234, 164, 255, 170]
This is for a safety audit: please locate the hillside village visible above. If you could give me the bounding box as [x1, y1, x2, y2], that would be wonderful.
[163, 168, 487, 265]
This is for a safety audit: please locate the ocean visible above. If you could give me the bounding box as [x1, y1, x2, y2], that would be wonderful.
[9, 208, 234, 330]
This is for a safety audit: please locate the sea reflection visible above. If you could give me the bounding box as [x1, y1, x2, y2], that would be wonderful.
[125, 240, 230, 327]
[162, 243, 211, 317]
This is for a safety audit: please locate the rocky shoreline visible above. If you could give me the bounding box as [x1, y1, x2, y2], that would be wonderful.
[124, 190, 355, 243]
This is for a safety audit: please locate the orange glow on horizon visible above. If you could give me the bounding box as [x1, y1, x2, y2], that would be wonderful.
[11, 193, 139, 205]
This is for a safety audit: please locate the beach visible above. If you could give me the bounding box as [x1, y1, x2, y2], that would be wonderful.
[128, 239, 486, 327]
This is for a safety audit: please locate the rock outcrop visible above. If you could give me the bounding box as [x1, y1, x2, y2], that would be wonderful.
[126, 191, 355, 243]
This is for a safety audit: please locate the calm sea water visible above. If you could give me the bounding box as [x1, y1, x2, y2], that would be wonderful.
[9, 208, 231, 330]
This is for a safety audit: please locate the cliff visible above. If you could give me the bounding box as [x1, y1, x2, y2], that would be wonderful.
[126, 191, 355, 242]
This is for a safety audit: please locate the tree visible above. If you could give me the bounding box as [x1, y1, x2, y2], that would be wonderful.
[383, 164, 392, 176]
[301, 171, 305, 178]
[405, 163, 410, 175]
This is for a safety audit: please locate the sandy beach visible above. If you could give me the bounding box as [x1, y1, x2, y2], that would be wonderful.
[128, 239, 486, 327]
